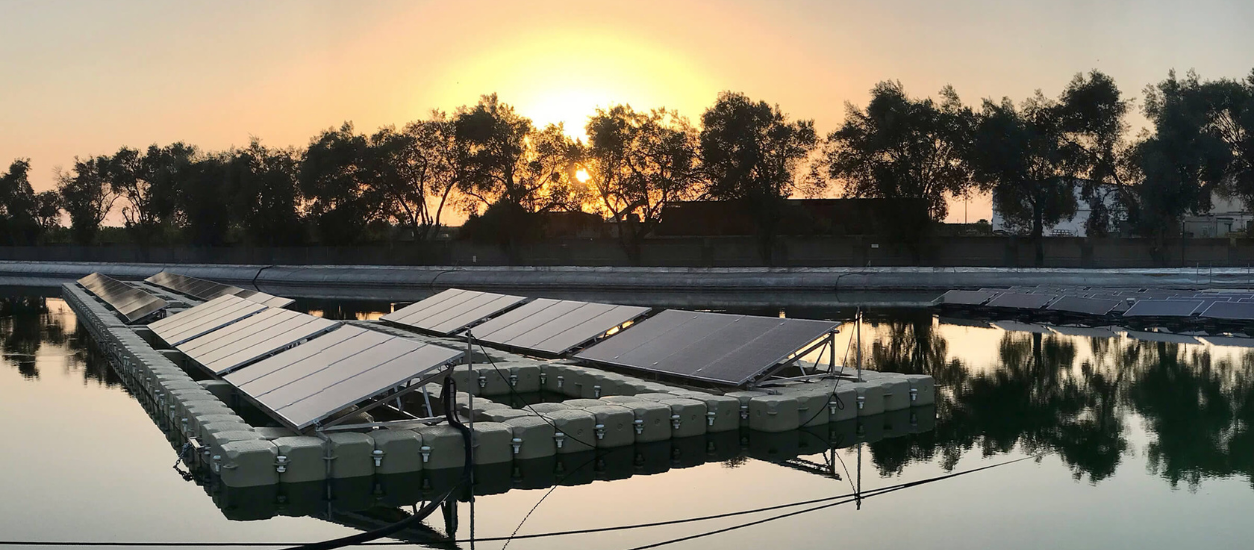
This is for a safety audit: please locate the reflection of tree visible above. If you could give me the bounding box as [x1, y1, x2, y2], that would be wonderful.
[1124, 343, 1254, 490]
[867, 311, 968, 388]
[0, 297, 54, 380]
[869, 329, 1128, 483]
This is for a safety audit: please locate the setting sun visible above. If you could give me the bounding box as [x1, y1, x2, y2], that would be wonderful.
[575, 169, 591, 183]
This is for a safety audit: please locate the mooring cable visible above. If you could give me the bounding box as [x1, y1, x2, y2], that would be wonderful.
[274, 376, 475, 550]
[0, 455, 1037, 548]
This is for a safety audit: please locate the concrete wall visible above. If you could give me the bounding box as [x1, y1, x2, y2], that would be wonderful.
[5, 236, 1254, 268]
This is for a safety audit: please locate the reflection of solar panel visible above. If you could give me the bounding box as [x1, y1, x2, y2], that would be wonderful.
[1125, 330, 1200, 345]
[469, 298, 650, 355]
[938, 290, 997, 305]
[224, 326, 462, 430]
[1123, 300, 1202, 317]
[381, 289, 527, 335]
[937, 317, 994, 328]
[1048, 325, 1120, 338]
[77, 273, 168, 323]
[1047, 296, 1121, 316]
[177, 309, 340, 374]
[986, 292, 1055, 310]
[1201, 335, 1254, 348]
[145, 271, 294, 308]
[575, 309, 839, 386]
[148, 295, 268, 346]
[991, 321, 1051, 334]
[1199, 301, 1254, 320]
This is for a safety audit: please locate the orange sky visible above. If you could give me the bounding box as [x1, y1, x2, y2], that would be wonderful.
[3, 0, 1253, 224]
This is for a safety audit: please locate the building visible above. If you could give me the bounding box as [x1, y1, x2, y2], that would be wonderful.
[990, 181, 1126, 237]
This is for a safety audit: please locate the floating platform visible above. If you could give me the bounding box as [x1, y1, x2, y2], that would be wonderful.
[64, 276, 936, 497]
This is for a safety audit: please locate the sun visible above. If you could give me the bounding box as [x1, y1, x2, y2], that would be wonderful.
[575, 169, 591, 183]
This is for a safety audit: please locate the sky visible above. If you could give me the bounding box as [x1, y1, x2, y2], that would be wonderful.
[2, 0, 1253, 223]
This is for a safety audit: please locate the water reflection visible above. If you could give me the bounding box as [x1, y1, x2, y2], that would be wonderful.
[866, 314, 1254, 489]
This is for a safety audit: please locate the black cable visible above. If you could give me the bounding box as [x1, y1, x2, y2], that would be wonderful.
[797, 309, 858, 428]
[0, 455, 1036, 548]
[276, 376, 474, 550]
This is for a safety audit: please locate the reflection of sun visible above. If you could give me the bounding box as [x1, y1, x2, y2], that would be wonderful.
[575, 169, 591, 183]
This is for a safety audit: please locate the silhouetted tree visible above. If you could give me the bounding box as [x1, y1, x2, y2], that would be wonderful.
[56, 156, 115, 245]
[0, 159, 42, 245]
[105, 144, 194, 244]
[454, 94, 582, 215]
[176, 154, 232, 246]
[299, 123, 383, 245]
[230, 139, 305, 246]
[699, 92, 818, 264]
[365, 114, 459, 240]
[34, 191, 61, 235]
[826, 81, 975, 220]
[583, 105, 701, 262]
[969, 72, 1127, 264]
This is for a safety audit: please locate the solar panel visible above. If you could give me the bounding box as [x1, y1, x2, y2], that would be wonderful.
[1125, 330, 1200, 345]
[469, 298, 650, 355]
[145, 271, 295, 308]
[1047, 296, 1121, 316]
[985, 292, 1056, 310]
[575, 310, 839, 386]
[938, 290, 997, 306]
[148, 295, 268, 346]
[381, 289, 526, 335]
[1047, 325, 1120, 338]
[1199, 301, 1254, 320]
[991, 321, 1051, 334]
[177, 309, 340, 374]
[77, 273, 168, 323]
[226, 326, 462, 430]
[1122, 300, 1202, 317]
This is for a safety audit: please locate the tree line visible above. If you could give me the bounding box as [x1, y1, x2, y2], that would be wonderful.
[2, 68, 1251, 264]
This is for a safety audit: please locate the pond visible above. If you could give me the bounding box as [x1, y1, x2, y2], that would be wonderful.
[1, 294, 1252, 550]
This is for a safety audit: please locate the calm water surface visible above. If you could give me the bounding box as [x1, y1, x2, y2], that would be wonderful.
[2, 295, 1253, 549]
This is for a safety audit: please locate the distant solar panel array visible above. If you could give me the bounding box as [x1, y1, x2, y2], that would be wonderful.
[381, 289, 527, 335]
[77, 273, 168, 323]
[149, 295, 268, 346]
[177, 308, 339, 375]
[937, 286, 1254, 321]
[146, 271, 294, 308]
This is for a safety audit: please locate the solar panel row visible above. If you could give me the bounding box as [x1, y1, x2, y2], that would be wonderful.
[148, 295, 268, 346]
[575, 310, 839, 386]
[469, 298, 650, 355]
[177, 308, 340, 374]
[146, 272, 294, 308]
[78, 273, 168, 323]
[381, 289, 527, 335]
[223, 325, 462, 430]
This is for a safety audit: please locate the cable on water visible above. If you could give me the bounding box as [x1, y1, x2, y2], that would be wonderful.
[0, 455, 1037, 548]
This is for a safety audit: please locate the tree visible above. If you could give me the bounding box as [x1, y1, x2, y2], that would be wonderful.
[454, 94, 582, 214]
[826, 81, 974, 221]
[969, 71, 1128, 265]
[176, 155, 232, 246]
[56, 156, 115, 245]
[699, 91, 818, 264]
[33, 191, 61, 235]
[230, 139, 305, 246]
[583, 105, 701, 262]
[105, 144, 194, 244]
[0, 159, 41, 245]
[1130, 70, 1234, 242]
[364, 114, 459, 240]
[299, 123, 384, 245]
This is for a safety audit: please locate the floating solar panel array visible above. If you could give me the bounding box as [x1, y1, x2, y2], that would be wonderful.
[938, 285, 1254, 322]
[148, 295, 268, 346]
[468, 298, 650, 356]
[78, 273, 168, 323]
[176, 308, 340, 374]
[381, 289, 527, 335]
[223, 325, 462, 430]
[575, 310, 840, 386]
[145, 271, 294, 308]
